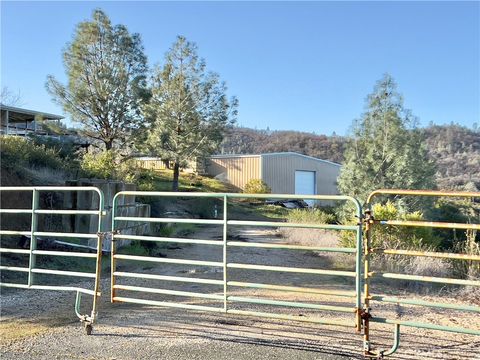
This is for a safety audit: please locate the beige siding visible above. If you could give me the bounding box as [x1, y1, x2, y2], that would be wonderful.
[261, 153, 340, 195]
[206, 156, 261, 190]
[135, 159, 168, 171]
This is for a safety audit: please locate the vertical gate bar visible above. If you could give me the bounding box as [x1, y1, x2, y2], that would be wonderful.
[363, 210, 372, 354]
[355, 205, 363, 333]
[223, 194, 228, 313]
[28, 188, 39, 287]
[111, 194, 117, 303]
[91, 234, 103, 321]
[91, 190, 105, 320]
[75, 291, 82, 318]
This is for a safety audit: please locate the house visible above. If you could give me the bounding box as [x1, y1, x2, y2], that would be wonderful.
[0, 104, 64, 136]
[205, 152, 341, 197]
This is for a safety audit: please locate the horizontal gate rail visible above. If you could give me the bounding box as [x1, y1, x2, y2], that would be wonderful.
[0, 186, 105, 334]
[227, 281, 358, 298]
[227, 241, 356, 253]
[369, 296, 480, 312]
[114, 234, 223, 246]
[226, 309, 355, 328]
[111, 191, 364, 332]
[364, 189, 480, 358]
[114, 253, 224, 267]
[227, 263, 357, 277]
[113, 271, 225, 285]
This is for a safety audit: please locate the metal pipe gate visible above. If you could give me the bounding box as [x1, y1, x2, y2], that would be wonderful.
[363, 189, 480, 358]
[1, 187, 479, 357]
[111, 192, 364, 330]
[0, 186, 105, 334]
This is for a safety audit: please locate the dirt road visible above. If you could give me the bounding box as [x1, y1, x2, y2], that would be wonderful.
[1, 227, 479, 359]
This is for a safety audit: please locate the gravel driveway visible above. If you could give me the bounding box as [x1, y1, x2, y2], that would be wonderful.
[1, 227, 479, 359]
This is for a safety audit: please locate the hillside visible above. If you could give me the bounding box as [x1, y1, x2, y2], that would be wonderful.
[221, 127, 347, 163]
[221, 124, 480, 190]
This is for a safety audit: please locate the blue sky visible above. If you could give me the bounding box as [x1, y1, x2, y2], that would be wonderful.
[1, 1, 479, 135]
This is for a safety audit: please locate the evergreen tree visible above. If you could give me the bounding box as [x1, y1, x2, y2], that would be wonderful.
[142, 36, 237, 191]
[338, 74, 436, 206]
[46, 9, 148, 150]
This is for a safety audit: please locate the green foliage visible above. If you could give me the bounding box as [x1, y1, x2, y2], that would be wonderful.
[244, 179, 271, 194]
[287, 208, 336, 224]
[80, 150, 118, 179]
[46, 9, 148, 150]
[141, 36, 238, 190]
[28, 135, 78, 161]
[337, 74, 436, 205]
[0, 136, 64, 170]
[340, 201, 439, 249]
[370, 201, 438, 248]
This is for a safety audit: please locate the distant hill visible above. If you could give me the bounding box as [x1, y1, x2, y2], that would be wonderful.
[422, 124, 480, 190]
[221, 127, 347, 164]
[221, 124, 480, 190]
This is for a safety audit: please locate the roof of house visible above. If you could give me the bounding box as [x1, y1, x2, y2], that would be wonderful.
[210, 152, 341, 167]
[0, 104, 64, 123]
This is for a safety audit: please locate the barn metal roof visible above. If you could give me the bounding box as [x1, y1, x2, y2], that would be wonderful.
[210, 152, 341, 167]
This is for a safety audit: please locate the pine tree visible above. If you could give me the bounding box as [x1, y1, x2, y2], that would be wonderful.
[142, 36, 237, 191]
[46, 9, 148, 150]
[338, 74, 436, 206]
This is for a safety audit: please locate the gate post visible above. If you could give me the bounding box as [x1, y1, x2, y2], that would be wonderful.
[362, 209, 373, 355]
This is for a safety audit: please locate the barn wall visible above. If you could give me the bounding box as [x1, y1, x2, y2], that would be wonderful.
[261, 153, 340, 195]
[206, 156, 261, 190]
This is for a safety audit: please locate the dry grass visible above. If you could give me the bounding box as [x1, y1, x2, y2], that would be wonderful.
[280, 228, 356, 270]
[0, 320, 49, 344]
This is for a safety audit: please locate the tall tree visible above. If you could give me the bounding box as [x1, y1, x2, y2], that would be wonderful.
[46, 9, 148, 150]
[142, 36, 238, 191]
[338, 74, 436, 205]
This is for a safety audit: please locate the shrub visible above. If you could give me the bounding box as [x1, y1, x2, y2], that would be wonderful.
[29, 135, 78, 161]
[80, 150, 118, 179]
[287, 208, 336, 224]
[370, 201, 439, 249]
[339, 201, 439, 249]
[0, 135, 64, 170]
[244, 179, 271, 194]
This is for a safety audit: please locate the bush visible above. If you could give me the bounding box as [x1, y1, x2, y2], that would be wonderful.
[0, 135, 64, 170]
[287, 208, 336, 224]
[80, 150, 118, 179]
[370, 201, 439, 249]
[339, 201, 439, 249]
[244, 179, 271, 194]
[29, 135, 78, 161]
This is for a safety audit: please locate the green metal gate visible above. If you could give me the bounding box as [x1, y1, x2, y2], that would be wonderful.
[0, 186, 105, 334]
[2, 186, 479, 354]
[111, 191, 364, 331]
[363, 189, 480, 358]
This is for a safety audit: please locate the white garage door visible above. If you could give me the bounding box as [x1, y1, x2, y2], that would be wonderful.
[295, 170, 316, 206]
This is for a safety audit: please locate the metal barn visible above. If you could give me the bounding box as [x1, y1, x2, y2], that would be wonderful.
[206, 152, 341, 196]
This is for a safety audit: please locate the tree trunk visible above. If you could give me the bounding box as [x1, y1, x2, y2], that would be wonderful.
[105, 139, 113, 151]
[172, 162, 180, 191]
